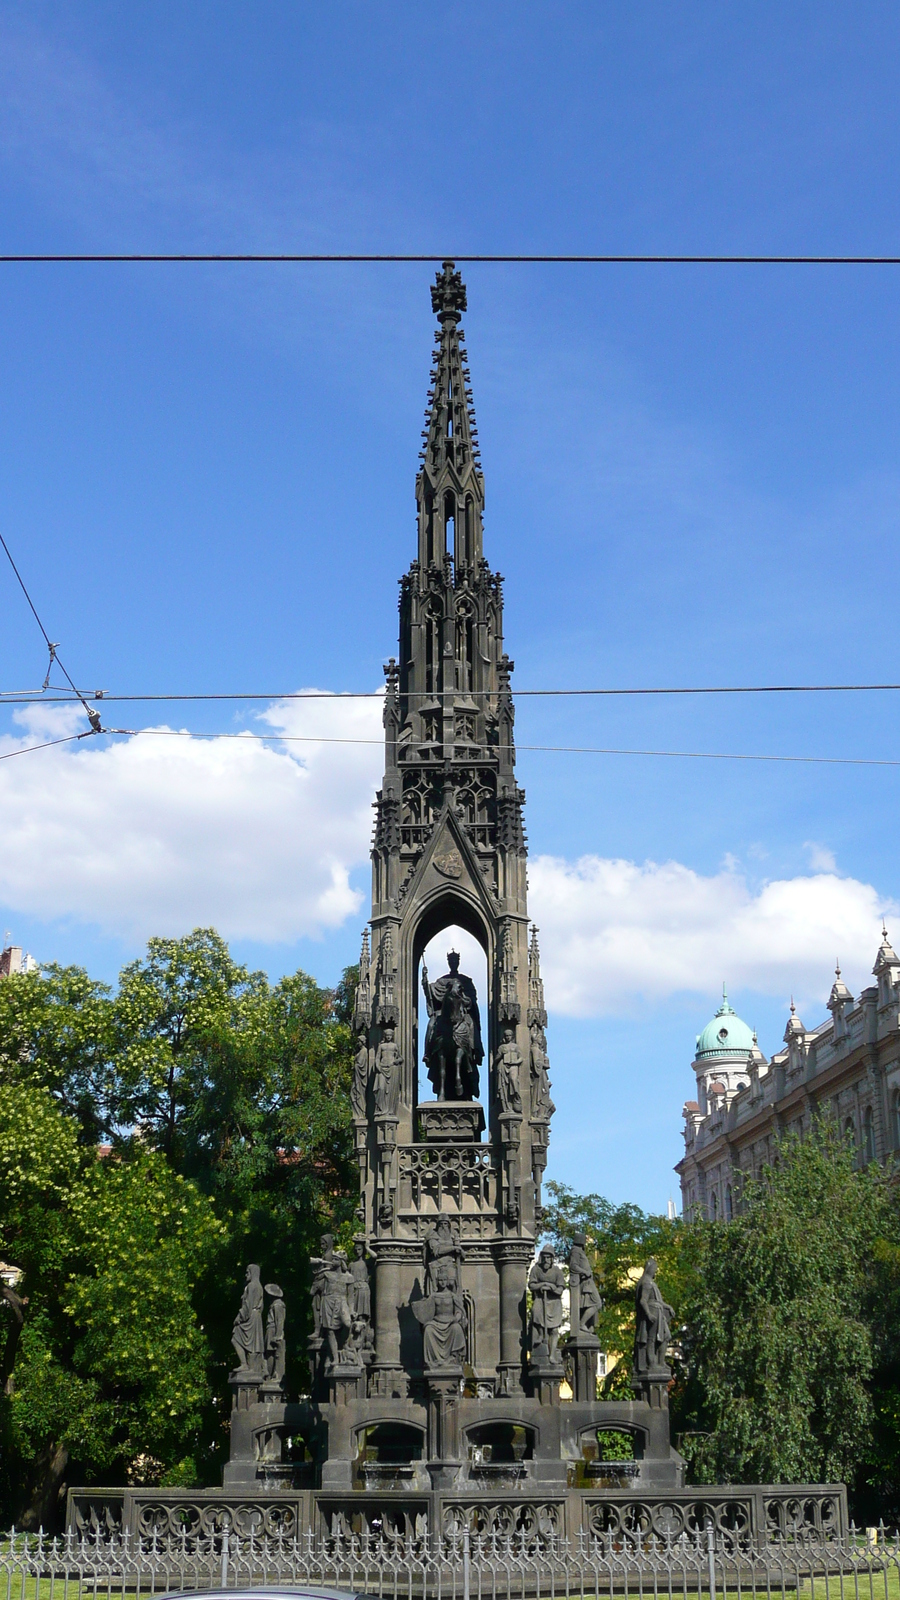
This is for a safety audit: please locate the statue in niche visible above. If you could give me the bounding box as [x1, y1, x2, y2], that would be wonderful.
[528, 1246, 566, 1363]
[529, 1022, 556, 1120]
[567, 1232, 602, 1336]
[351, 1031, 369, 1120]
[264, 1282, 286, 1386]
[411, 1260, 467, 1369]
[422, 950, 483, 1101]
[231, 1263, 265, 1374]
[424, 1213, 461, 1291]
[348, 1239, 372, 1321]
[495, 1024, 523, 1114]
[373, 1026, 401, 1116]
[633, 1258, 674, 1375]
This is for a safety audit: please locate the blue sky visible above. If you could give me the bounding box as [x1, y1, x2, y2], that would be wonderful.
[1, 2, 900, 1209]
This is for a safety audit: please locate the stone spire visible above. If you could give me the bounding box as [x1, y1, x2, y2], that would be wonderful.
[417, 261, 483, 571]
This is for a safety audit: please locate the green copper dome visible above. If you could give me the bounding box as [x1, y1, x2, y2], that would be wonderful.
[695, 988, 756, 1060]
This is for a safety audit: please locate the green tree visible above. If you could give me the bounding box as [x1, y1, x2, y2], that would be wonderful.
[675, 1125, 892, 1487]
[0, 1083, 224, 1526]
[0, 963, 115, 1142]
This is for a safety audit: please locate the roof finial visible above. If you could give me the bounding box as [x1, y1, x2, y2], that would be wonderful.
[790, 995, 796, 1015]
[835, 957, 841, 977]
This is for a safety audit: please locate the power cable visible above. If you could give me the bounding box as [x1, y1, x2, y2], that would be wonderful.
[3, 724, 897, 768]
[3, 682, 900, 705]
[4, 253, 900, 265]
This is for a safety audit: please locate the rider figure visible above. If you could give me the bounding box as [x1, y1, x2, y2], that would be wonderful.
[421, 950, 484, 1101]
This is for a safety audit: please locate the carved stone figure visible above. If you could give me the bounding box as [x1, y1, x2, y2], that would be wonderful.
[633, 1258, 673, 1375]
[310, 1233, 335, 1337]
[495, 1024, 523, 1114]
[373, 1026, 401, 1116]
[348, 1240, 372, 1321]
[529, 1022, 556, 1120]
[411, 1260, 467, 1369]
[351, 1031, 369, 1120]
[231, 1263, 265, 1374]
[568, 1232, 602, 1335]
[319, 1250, 353, 1369]
[264, 1282, 286, 1385]
[422, 952, 483, 1101]
[349, 1315, 375, 1367]
[424, 1214, 461, 1291]
[528, 1247, 565, 1362]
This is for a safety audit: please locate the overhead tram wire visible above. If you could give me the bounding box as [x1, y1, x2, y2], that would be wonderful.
[3, 724, 899, 769]
[0, 530, 105, 738]
[5, 253, 900, 264]
[4, 681, 900, 705]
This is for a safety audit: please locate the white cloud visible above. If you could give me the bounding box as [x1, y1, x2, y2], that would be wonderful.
[804, 840, 837, 872]
[0, 695, 383, 942]
[528, 854, 894, 1018]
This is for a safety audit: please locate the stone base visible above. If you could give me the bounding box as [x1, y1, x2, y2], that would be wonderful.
[565, 1335, 602, 1403]
[417, 1101, 486, 1143]
[527, 1355, 565, 1406]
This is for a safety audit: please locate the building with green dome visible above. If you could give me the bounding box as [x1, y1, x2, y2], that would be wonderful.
[677, 932, 900, 1222]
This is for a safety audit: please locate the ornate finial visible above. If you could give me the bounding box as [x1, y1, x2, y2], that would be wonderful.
[883, 920, 890, 942]
[431, 260, 467, 323]
[835, 958, 841, 977]
[790, 996, 796, 1015]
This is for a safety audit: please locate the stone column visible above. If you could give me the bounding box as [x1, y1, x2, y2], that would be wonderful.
[371, 1243, 406, 1396]
[497, 1242, 526, 1395]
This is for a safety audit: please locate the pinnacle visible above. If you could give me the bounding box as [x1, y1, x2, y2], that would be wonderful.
[431, 260, 467, 322]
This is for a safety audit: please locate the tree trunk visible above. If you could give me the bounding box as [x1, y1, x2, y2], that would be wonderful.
[18, 1441, 69, 1532]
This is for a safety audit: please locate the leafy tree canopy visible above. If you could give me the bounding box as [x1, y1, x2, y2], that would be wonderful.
[0, 930, 357, 1525]
[674, 1125, 896, 1490]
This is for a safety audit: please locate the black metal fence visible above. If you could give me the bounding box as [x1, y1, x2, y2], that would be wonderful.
[2, 1527, 899, 1600]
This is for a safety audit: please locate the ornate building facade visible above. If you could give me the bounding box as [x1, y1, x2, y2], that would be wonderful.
[677, 930, 900, 1221]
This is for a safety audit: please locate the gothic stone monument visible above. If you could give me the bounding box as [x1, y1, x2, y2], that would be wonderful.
[222, 261, 684, 1527]
[68, 264, 846, 1546]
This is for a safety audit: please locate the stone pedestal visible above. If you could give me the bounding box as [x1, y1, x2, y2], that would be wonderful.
[425, 1367, 462, 1471]
[632, 1367, 672, 1409]
[228, 1369, 264, 1411]
[528, 1356, 564, 1407]
[418, 1101, 486, 1143]
[566, 1334, 602, 1402]
[328, 1363, 366, 1404]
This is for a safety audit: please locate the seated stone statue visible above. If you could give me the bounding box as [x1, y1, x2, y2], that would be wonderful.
[411, 1260, 467, 1369]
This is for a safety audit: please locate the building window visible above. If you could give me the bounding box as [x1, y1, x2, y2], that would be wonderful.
[864, 1105, 876, 1165]
[844, 1115, 856, 1148]
[892, 1088, 900, 1151]
[711, 1190, 719, 1220]
[725, 1184, 733, 1220]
